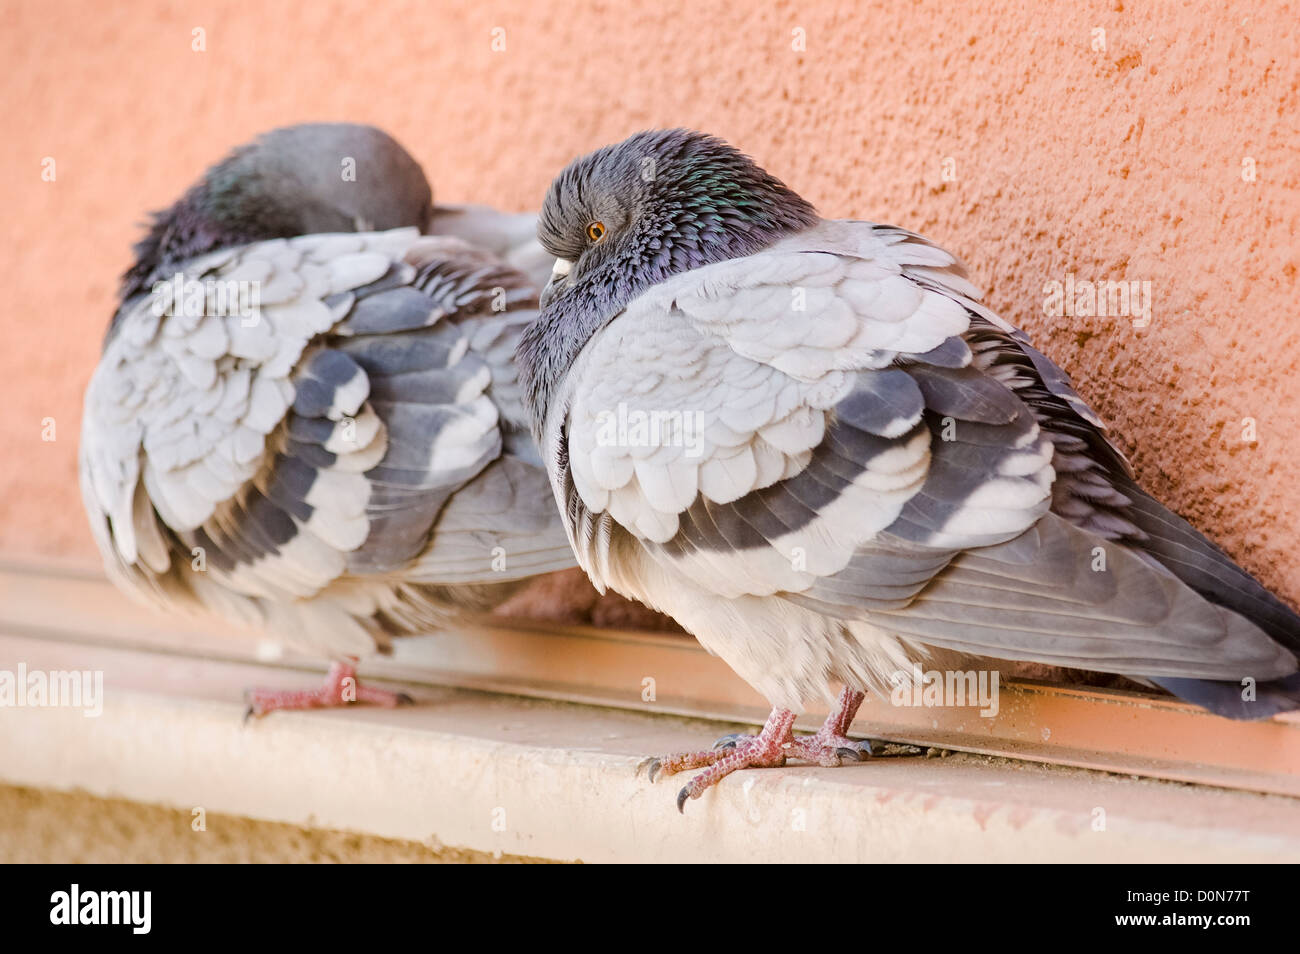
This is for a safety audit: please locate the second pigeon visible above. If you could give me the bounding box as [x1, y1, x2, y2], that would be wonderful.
[80, 123, 576, 714]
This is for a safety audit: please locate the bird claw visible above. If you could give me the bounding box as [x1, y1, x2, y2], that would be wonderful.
[840, 738, 880, 761]
[786, 732, 877, 767]
[635, 757, 664, 782]
[641, 733, 791, 811]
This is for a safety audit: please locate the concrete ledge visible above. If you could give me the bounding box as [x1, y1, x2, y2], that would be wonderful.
[3, 632, 1299, 863]
[0, 783, 550, 863]
[4, 558, 1298, 799]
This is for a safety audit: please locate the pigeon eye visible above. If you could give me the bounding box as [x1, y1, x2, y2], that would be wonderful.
[586, 221, 606, 243]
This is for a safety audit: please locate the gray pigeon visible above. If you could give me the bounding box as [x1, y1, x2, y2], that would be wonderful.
[518, 128, 1300, 809]
[80, 123, 576, 714]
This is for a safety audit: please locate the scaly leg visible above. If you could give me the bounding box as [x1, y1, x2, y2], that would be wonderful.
[716, 686, 876, 763]
[786, 686, 877, 764]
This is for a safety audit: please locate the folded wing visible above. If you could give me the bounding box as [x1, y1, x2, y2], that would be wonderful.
[557, 220, 1299, 698]
[82, 229, 573, 647]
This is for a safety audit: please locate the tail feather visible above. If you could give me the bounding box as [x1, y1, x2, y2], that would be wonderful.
[1116, 478, 1300, 717]
[1119, 478, 1300, 653]
[1151, 672, 1300, 720]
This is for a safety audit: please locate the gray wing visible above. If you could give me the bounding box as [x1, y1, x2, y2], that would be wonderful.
[962, 310, 1300, 650]
[338, 238, 574, 585]
[82, 230, 574, 652]
[557, 220, 1299, 706]
[952, 311, 1300, 715]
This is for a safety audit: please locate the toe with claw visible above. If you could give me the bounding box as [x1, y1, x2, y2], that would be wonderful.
[638, 686, 877, 811]
[640, 708, 797, 812]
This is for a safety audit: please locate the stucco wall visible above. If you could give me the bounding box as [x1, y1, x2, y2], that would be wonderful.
[3, 0, 1298, 607]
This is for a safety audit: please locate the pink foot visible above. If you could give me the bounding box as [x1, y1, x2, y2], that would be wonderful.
[718, 688, 877, 764]
[640, 708, 798, 812]
[639, 688, 876, 811]
[244, 661, 413, 720]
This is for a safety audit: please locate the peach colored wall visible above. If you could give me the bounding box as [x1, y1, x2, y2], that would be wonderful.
[3, 1, 1299, 607]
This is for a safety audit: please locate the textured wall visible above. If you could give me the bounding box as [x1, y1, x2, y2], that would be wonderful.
[3, 0, 1298, 607]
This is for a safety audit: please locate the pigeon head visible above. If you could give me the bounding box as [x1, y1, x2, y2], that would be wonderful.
[520, 129, 818, 429]
[536, 128, 817, 309]
[120, 123, 433, 301]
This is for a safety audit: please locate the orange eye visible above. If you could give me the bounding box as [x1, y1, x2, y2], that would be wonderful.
[586, 221, 606, 242]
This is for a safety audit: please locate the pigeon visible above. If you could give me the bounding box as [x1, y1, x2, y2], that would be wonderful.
[518, 128, 1300, 809]
[80, 123, 576, 714]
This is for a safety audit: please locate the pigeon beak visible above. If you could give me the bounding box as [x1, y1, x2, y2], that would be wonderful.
[540, 258, 573, 309]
